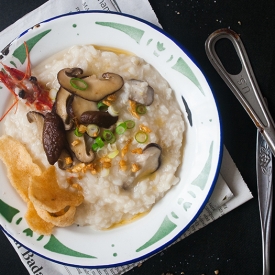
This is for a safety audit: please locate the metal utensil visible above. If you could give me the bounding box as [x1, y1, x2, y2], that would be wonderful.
[110, 0, 122, 12]
[205, 28, 275, 156]
[205, 28, 273, 275]
[257, 128, 273, 275]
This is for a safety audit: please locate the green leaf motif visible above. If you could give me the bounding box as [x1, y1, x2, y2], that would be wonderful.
[136, 216, 177, 252]
[0, 199, 20, 223]
[153, 51, 159, 57]
[44, 235, 96, 258]
[10, 61, 17, 68]
[183, 202, 192, 211]
[147, 38, 153, 45]
[37, 235, 44, 241]
[16, 217, 22, 225]
[167, 55, 173, 62]
[23, 228, 33, 237]
[191, 141, 213, 190]
[172, 57, 204, 95]
[177, 198, 184, 205]
[188, 190, 196, 198]
[95, 22, 144, 44]
[13, 29, 51, 64]
[171, 212, 179, 219]
[157, 42, 165, 51]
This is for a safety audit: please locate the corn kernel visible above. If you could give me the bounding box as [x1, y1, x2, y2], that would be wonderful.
[103, 162, 111, 169]
[107, 94, 117, 101]
[71, 163, 85, 173]
[86, 163, 99, 174]
[131, 148, 143, 154]
[139, 124, 151, 133]
[65, 157, 73, 165]
[90, 169, 98, 175]
[131, 163, 140, 173]
[78, 124, 87, 133]
[71, 140, 80, 147]
[121, 138, 133, 157]
[71, 183, 83, 191]
[99, 157, 111, 163]
[129, 100, 140, 119]
[102, 99, 111, 106]
[119, 160, 127, 171]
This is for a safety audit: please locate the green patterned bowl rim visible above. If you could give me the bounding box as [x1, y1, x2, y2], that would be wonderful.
[0, 11, 223, 268]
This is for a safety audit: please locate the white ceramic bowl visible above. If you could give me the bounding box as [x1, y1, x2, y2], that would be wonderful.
[0, 11, 222, 267]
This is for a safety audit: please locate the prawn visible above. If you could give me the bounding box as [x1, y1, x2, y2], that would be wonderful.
[0, 42, 53, 121]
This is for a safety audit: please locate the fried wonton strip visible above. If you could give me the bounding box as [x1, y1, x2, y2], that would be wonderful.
[0, 135, 42, 203]
[35, 205, 76, 227]
[25, 202, 54, 235]
[29, 166, 84, 212]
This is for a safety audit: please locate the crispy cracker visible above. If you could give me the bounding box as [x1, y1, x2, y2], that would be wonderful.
[35, 205, 76, 227]
[25, 201, 54, 235]
[0, 135, 42, 202]
[29, 166, 84, 212]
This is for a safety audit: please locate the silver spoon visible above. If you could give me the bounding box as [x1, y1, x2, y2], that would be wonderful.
[205, 28, 273, 275]
[205, 28, 275, 156]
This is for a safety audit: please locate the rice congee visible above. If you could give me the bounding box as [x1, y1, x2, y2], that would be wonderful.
[3, 45, 185, 230]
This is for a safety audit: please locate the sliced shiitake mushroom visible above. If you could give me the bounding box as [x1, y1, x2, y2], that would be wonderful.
[43, 112, 67, 165]
[141, 143, 162, 173]
[79, 111, 118, 128]
[66, 94, 98, 122]
[55, 87, 74, 130]
[57, 68, 124, 101]
[57, 149, 73, 170]
[66, 130, 95, 163]
[26, 111, 45, 141]
[127, 79, 154, 106]
[64, 67, 84, 78]
[123, 143, 162, 189]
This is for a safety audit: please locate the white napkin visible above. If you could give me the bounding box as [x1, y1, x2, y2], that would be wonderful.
[0, 1, 253, 274]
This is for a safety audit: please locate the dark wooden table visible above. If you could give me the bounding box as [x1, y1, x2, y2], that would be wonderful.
[1, 0, 275, 274]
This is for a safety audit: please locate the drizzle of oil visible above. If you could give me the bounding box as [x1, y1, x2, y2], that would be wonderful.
[154, 117, 165, 127]
[93, 45, 135, 56]
[106, 210, 150, 230]
[149, 172, 157, 181]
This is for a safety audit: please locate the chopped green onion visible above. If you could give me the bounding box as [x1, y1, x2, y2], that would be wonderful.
[74, 127, 83, 137]
[101, 167, 110, 177]
[86, 124, 100, 137]
[95, 136, 105, 147]
[102, 130, 116, 143]
[92, 136, 105, 151]
[70, 78, 88, 91]
[108, 105, 119, 116]
[135, 131, 148, 143]
[136, 104, 147, 115]
[97, 101, 108, 111]
[92, 143, 99, 151]
[115, 122, 127, 135]
[125, 120, 135, 129]
[107, 149, 119, 159]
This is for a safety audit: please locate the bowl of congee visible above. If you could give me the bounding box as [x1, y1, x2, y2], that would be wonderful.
[0, 11, 222, 267]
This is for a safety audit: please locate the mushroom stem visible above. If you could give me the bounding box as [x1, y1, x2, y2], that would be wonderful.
[123, 143, 162, 189]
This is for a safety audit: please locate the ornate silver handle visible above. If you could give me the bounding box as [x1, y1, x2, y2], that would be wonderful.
[257, 130, 273, 275]
[205, 28, 275, 157]
[205, 28, 273, 275]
